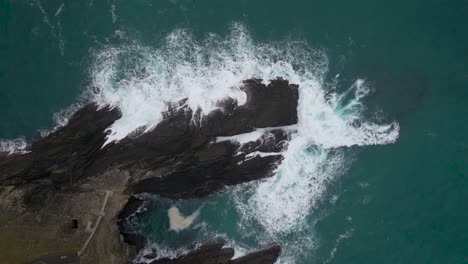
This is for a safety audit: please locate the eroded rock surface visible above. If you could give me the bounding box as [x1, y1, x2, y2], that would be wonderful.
[145, 242, 281, 264]
[1, 78, 297, 200]
[0, 78, 298, 263]
[0, 104, 121, 187]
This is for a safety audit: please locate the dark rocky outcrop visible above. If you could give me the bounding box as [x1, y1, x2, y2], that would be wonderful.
[118, 196, 144, 219]
[0, 78, 298, 263]
[122, 233, 146, 253]
[118, 195, 146, 254]
[231, 245, 281, 264]
[145, 242, 281, 264]
[0, 78, 297, 202]
[0, 104, 121, 187]
[242, 78, 298, 128]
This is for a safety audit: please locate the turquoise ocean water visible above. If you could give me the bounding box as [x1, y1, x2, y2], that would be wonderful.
[1, 0, 467, 263]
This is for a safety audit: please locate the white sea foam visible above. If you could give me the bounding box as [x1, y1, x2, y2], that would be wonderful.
[216, 130, 265, 145]
[0, 138, 29, 155]
[168, 206, 201, 232]
[216, 125, 297, 145]
[89, 24, 399, 263]
[232, 77, 399, 237]
[89, 24, 326, 144]
[234, 138, 345, 235]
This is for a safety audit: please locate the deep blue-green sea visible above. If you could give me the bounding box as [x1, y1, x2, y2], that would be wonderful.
[1, 0, 467, 263]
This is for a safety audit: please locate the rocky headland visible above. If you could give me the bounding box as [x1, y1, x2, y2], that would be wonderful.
[0, 78, 298, 263]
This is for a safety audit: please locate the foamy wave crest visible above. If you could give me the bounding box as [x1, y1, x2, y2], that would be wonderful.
[89, 23, 327, 143]
[229, 70, 398, 263]
[0, 138, 29, 155]
[187, 27, 401, 239]
[297, 78, 399, 148]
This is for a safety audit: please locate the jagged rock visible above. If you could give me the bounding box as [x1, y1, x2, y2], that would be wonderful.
[118, 195, 144, 219]
[1, 78, 297, 199]
[231, 245, 281, 264]
[91, 78, 297, 198]
[0, 104, 121, 187]
[146, 242, 281, 264]
[242, 78, 298, 128]
[0, 78, 298, 264]
[149, 243, 234, 264]
[122, 233, 146, 253]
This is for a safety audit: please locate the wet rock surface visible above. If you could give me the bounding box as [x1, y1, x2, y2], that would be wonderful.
[144, 242, 281, 264]
[0, 78, 298, 263]
[0, 104, 121, 187]
[0, 78, 297, 200]
[231, 244, 282, 264]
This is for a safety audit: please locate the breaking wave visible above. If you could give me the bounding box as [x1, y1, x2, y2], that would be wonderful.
[0, 138, 29, 155]
[88, 23, 399, 263]
[89, 23, 328, 144]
